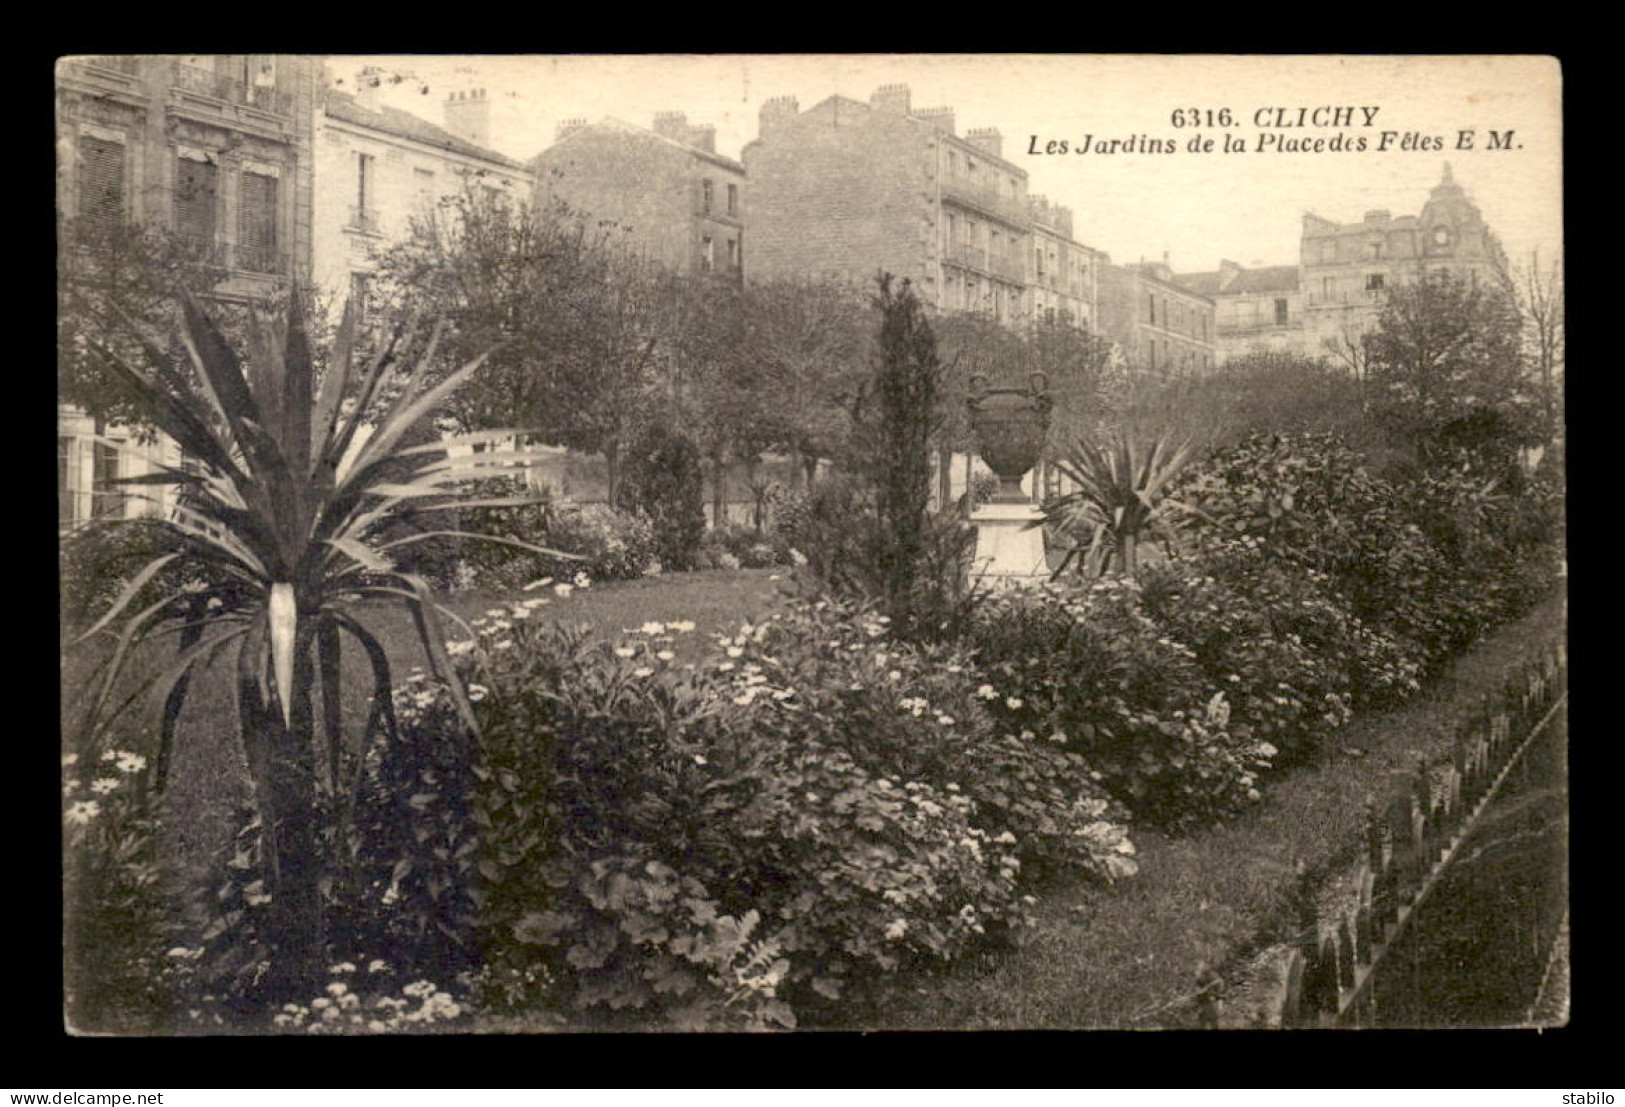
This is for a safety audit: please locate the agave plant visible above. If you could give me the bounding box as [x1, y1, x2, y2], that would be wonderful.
[67, 290, 568, 1000]
[1041, 427, 1204, 578]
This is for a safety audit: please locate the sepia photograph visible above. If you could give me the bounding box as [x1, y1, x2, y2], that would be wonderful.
[55, 53, 1566, 1035]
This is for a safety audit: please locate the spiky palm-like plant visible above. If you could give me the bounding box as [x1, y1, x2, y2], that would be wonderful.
[68, 290, 567, 1001]
[1042, 428, 1203, 578]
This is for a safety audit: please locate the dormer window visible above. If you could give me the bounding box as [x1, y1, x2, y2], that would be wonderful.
[1433, 225, 1453, 248]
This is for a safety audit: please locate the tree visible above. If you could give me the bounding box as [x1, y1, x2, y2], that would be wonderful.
[372, 187, 667, 501]
[68, 292, 564, 1006]
[1362, 270, 1540, 473]
[856, 274, 944, 629]
[58, 218, 230, 432]
[740, 277, 871, 488]
[1514, 249, 1564, 444]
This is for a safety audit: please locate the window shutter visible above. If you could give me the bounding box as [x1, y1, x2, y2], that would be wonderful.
[77, 136, 125, 235]
[238, 170, 278, 272]
[174, 157, 218, 248]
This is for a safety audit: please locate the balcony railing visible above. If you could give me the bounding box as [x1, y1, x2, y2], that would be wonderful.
[233, 244, 285, 275]
[74, 55, 142, 76]
[347, 206, 383, 235]
[170, 61, 292, 117]
[940, 175, 1028, 227]
[946, 243, 985, 271]
[988, 253, 1025, 282]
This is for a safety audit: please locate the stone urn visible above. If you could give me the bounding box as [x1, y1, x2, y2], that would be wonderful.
[966, 371, 1054, 504]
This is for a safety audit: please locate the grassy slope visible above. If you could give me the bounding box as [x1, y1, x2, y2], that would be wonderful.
[863, 590, 1568, 1029]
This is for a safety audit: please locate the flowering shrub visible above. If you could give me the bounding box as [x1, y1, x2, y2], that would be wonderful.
[374, 595, 1135, 1028]
[969, 578, 1276, 829]
[62, 749, 171, 1032]
[701, 522, 793, 568]
[271, 963, 469, 1035]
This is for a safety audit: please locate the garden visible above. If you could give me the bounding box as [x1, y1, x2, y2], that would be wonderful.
[60, 196, 1565, 1033]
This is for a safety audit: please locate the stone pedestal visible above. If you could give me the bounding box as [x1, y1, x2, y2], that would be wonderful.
[970, 501, 1047, 581]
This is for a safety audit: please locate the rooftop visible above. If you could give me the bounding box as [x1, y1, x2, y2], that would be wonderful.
[1176, 264, 1301, 296]
[323, 88, 525, 170]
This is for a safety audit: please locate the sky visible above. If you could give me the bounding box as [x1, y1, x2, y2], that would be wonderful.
[324, 54, 1563, 276]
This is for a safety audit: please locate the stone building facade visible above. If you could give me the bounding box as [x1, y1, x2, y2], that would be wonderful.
[1298, 163, 1507, 359]
[743, 84, 1099, 327]
[1173, 261, 1304, 362]
[1096, 259, 1218, 375]
[529, 113, 746, 281]
[314, 70, 531, 323]
[56, 54, 318, 530]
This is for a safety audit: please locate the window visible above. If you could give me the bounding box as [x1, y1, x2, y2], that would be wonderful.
[947, 150, 957, 176]
[1368, 238, 1384, 260]
[353, 153, 377, 231]
[701, 235, 714, 271]
[1146, 292, 1156, 324]
[1035, 246, 1045, 276]
[58, 436, 76, 530]
[91, 439, 125, 520]
[727, 183, 738, 216]
[174, 155, 218, 250]
[702, 179, 714, 213]
[1275, 298, 1289, 326]
[1365, 273, 1385, 292]
[237, 170, 279, 273]
[946, 213, 958, 248]
[77, 134, 126, 236]
[726, 238, 738, 268]
[1322, 276, 1336, 299]
[414, 167, 436, 205]
[350, 272, 372, 322]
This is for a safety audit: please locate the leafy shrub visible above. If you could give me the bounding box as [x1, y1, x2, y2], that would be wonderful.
[969, 578, 1277, 829]
[703, 522, 790, 568]
[462, 499, 655, 591]
[616, 424, 707, 572]
[376, 596, 1134, 1028]
[777, 475, 980, 643]
[59, 518, 249, 635]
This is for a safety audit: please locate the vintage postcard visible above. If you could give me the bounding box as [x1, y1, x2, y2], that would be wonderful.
[57, 54, 1564, 1035]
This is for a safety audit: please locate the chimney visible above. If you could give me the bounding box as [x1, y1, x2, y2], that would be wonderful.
[653, 110, 688, 142]
[444, 88, 491, 149]
[354, 66, 385, 113]
[870, 83, 911, 115]
[965, 127, 1003, 160]
[758, 95, 799, 139]
[915, 106, 955, 135]
[1364, 209, 1391, 224]
[1054, 205, 1074, 240]
[555, 117, 589, 143]
[687, 123, 717, 155]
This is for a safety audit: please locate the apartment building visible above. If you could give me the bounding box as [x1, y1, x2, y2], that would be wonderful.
[56, 54, 317, 530]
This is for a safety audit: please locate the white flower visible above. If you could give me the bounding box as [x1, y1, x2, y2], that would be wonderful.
[90, 777, 121, 795]
[693, 755, 708, 766]
[573, 571, 592, 589]
[614, 646, 637, 659]
[62, 753, 79, 768]
[368, 960, 390, 974]
[633, 667, 655, 678]
[327, 982, 349, 996]
[884, 919, 908, 940]
[466, 684, 490, 702]
[116, 751, 147, 773]
[888, 670, 903, 682]
[937, 715, 955, 727]
[656, 650, 676, 662]
[669, 620, 696, 633]
[553, 583, 574, 598]
[638, 622, 666, 636]
[726, 646, 744, 658]
[976, 684, 998, 700]
[1005, 697, 1023, 710]
[330, 962, 357, 974]
[446, 640, 474, 656]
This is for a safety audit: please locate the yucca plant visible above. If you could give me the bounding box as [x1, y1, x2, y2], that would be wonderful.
[1041, 427, 1204, 578]
[67, 290, 569, 1002]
